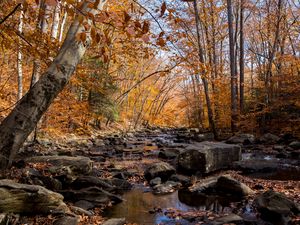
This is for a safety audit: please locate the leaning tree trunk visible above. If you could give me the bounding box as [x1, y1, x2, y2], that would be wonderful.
[0, 0, 107, 169]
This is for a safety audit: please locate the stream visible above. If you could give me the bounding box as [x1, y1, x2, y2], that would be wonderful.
[99, 129, 300, 224]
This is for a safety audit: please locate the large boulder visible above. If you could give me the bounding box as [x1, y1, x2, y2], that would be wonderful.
[0, 179, 69, 214]
[188, 175, 253, 197]
[255, 190, 300, 224]
[226, 133, 255, 145]
[144, 162, 175, 181]
[25, 156, 93, 176]
[216, 175, 254, 196]
[177, 141, 241, 173]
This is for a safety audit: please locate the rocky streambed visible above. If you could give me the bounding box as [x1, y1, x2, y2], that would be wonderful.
[0, 128, 299, 225]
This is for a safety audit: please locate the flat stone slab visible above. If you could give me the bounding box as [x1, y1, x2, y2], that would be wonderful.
[0, 179, 69, 214]
[25, 156, 93, 175]
[178, 141, 241, 173]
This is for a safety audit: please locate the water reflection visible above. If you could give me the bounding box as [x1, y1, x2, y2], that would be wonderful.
[103, 186, 239, 224]
[103, 187, 195, 225]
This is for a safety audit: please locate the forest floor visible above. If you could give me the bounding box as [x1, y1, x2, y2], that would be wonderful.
[0, 128, 299, 225]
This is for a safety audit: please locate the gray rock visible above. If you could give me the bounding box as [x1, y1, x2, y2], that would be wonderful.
[259, 133, 280, 144]
[70, 205, 93, 216]
[144, 162, 175, 181]
[153, 181, 181, 194]
[150, 177, 162, 186]
[195, 133, 215, 142]
[213, 214, 244, 225]
[25, 156, 93, 176]
[255, 190, 300, 224]
[289, 141, 300, 150]
[178, 141, 241, 173]
[226, 133, 255, 145]
[0, 179, 69, 214]
[216, 175, 254, 196]
[75, 200, 95, 210]
[273, 145, 285, 151]
[54, 216, 79, 225]
[169, 174, 191, 186]
[158, 148, 181, 159]
[102, 218, 126, 225]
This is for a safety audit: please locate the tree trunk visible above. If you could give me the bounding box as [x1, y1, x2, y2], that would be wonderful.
[193, 0, 217, 139]
[59, 4, 68, 42]
[227, 0, 238, 132]
[239, 0, 245, 113]
[0, 0, 107, 169]
[51, 1, 61, 39]
[17, 5, 24, 101]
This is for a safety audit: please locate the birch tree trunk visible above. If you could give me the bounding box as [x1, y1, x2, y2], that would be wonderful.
[51, 1, 61, 39]
[59, 4, 67, 42]
[17, 5, 24, 101]
[31, 0, 51, 86]
[0, 0, 107, 169]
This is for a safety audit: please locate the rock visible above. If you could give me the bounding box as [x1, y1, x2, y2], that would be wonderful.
[259, 133, 280, 144]
[70, 205, 93, 216]
[74, 200, 95, 210]
[233, 160, 279, 173]
[158, 148, 181, 159]
[71, 176, 115, 191]
[255, 190, 300, 224]
[25, 156, 93, 175]
[216, 175, 254, 196]
[153, 181, 181, 194]
[0, 179, 69, 214]
[289, 141, 300, 150]
[60, 187, 123, 207]
[188, 176, 219, 193]
[53, 216, 79, 225]
[194, 133, 215, 142]
[213, 214, 244, 225]
[226, 133, 255, 145]
[0, 214, 7, 225]
[94, 139, 105, 147]
[149, 177, 161, 186]
[107, 178, 133, 190]
[177, 141, 241, 173]
[169, 174, 191, 186]
[273, 145, 285, 151]
[102, 218, 126, 225]
[144, 162, 175, 181]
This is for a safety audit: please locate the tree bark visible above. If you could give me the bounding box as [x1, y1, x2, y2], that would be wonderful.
[227, 0, 239, 132]
[239, 0, 245, 113]
[51, 1, 61, 40]
[0, 0, 107, 169]
[192, 0, 217, 139]
[17, 5, 24, 101]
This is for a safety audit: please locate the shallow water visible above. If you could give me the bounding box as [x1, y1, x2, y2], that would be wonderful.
[103, 185, 238, 225]
[103, 187, 194, 224]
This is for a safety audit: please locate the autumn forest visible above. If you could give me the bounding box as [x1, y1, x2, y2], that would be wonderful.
[0, 0, 299, 224]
